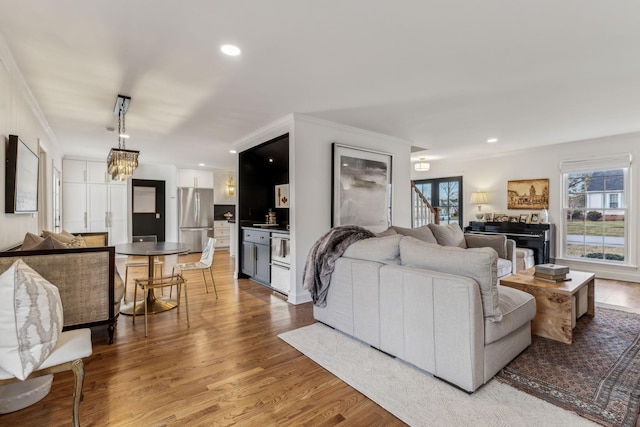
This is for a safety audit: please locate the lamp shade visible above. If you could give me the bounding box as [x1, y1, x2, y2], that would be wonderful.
[470, 191, 488, 204]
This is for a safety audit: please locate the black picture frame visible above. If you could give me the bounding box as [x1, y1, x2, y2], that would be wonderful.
[5, 135, 39, 213]
[331, 143, 392, 232]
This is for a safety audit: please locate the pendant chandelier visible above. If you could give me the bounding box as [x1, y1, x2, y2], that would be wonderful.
[107, 94, 139, 181]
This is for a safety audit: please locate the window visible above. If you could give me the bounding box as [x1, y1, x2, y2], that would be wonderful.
[413, 176, 463, 228]
[561, 155, 630, 264]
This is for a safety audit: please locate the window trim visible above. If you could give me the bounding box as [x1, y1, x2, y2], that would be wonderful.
[560, 158, 631, 265]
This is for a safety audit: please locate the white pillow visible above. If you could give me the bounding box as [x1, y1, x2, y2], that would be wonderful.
[0, 260, 64, 380]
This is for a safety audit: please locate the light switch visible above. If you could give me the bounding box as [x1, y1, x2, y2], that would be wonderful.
[156, 213, 160, 219]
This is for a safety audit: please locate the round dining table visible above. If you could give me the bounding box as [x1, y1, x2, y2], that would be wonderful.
[116, 241, 190, 316]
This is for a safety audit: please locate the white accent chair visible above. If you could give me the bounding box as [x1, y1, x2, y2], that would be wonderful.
[172, 237, 217, 298]
[0, 329, 93, 427]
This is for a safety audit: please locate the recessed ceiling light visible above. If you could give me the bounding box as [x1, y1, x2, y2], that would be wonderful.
[487, 138, 498, 143]
[221, 44, 241, 56]
[198, 163, 205, 167]
[229, 149, 237, 154]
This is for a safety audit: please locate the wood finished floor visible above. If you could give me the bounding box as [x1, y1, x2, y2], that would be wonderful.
[2, 251, 406, 426]
[2, 251, 639, 426]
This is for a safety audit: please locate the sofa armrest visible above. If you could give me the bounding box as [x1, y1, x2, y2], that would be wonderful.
[505, 239, 516, 274]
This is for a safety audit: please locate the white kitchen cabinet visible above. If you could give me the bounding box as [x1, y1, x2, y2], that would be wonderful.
[62, 159, 128, 245]
[213, 220, 230, 248]
[177, 169, 214, 188]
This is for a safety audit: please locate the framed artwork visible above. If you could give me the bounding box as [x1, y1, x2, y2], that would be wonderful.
[507, 178, 549, 209]
[484, 212, 494, 222]
[529, 212, 541, 224]
[519, 213, 529, 223]
[275, 184, 289, 208]
[332, 143, 392, 232]
[508, 216, 519, 223]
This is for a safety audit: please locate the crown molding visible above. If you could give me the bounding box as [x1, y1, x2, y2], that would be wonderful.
[0, 33, 58, 146]
[291, 113, 412, 146]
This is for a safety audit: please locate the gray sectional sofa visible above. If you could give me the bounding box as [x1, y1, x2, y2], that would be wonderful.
[313, 225, 536, 392]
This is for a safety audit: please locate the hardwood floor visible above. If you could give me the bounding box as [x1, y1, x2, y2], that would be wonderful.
[1, 251, 405, 426]
[3, 251, 638, 426]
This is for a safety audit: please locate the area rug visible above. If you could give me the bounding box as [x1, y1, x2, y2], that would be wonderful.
[496, 307, 640, 427]
[279, 323, 594, 426]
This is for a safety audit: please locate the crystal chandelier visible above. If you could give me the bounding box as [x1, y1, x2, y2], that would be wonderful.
[107, 95, 139, 181]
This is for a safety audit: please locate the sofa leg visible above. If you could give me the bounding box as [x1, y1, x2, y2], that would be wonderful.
[71, 358, 85, 427]
[108, 323, 115, 344]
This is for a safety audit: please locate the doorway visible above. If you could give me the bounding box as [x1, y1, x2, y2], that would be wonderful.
[132, 179, 166, 241]
[413, 176, 463, 228]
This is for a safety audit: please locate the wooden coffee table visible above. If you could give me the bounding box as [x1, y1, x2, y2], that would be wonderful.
[500, 268, 595, 344]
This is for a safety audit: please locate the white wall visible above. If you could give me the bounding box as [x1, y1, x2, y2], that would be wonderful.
[413, 132, 640, 282]
[0, 37, 63, 249]
[236, 114, 412, 304]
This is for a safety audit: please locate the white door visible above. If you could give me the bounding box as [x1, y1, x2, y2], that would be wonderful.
[63, 159, 87, 183]
[108, 184, 128, 245]
[62, 182, 87, 232]
[88, 183, 108, 232]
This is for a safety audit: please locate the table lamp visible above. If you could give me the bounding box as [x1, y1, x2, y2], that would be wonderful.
[470, 191, 488, 220]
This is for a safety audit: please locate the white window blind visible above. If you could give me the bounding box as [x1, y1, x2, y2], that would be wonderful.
[560, 154, 632, 173]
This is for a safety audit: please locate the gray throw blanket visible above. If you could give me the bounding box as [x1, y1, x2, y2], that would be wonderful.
[302, 225, 375, 307]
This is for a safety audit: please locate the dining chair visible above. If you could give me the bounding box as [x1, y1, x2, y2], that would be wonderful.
[133, 274, 188, 337]
[123, 235, 164, 303]
[172, 237, 217, 298]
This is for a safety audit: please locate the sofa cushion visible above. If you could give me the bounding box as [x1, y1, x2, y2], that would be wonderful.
[485, 285, 536, 345]
[464, 234, 507, 259]
[343, 234, 402, 265]
[428, 223, 467, 248]
[391, 225, 438, 244]
[0, 260, 63, 380]
[20, 233, 45, 250]
[400, 236, 502, 321]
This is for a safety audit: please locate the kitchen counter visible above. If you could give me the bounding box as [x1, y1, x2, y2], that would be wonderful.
[242, 225, 289, 234]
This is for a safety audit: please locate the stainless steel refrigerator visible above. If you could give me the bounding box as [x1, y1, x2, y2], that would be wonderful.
[178, 187, 213, 252]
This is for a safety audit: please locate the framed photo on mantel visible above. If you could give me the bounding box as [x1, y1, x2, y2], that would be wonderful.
[331, 143, 392, 233]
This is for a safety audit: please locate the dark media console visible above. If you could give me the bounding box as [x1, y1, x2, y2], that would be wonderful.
[464, 221, 553, 265]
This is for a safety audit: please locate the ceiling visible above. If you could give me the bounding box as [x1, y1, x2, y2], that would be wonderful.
[1, 1, 639, 171]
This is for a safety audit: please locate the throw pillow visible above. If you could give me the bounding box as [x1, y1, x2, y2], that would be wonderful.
[464, 234, 507, 259]
[22, 236, 68, 251]
[20, 233, 44, 250]
[66, 235, 87, 248]
[42, 230, 74, 244]
[0, 260, 64, 380]
[391, 225, 438, 244]
[427, 223, 467, 248]
[375, 227, 398, 237]
[399, 236, 502, 322]
[343, 234, 403, 264]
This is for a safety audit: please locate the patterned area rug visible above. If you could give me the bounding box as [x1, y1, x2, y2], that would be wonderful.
[496, 307, 640, 427]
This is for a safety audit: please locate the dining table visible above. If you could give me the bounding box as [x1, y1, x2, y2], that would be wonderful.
[116, 241, 190, 316]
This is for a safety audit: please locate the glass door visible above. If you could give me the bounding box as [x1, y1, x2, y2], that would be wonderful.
[413, 176, 463, 228]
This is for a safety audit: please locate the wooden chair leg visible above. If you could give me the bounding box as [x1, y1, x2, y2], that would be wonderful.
[71, 358, 85, 427]
[184, 282, 190, 328]
[144, 287, 149, 338]
[124, 265, 130, 304]
[132, 281, 138, 324]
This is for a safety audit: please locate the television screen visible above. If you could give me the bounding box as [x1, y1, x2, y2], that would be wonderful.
[5, 135, 39, 213]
